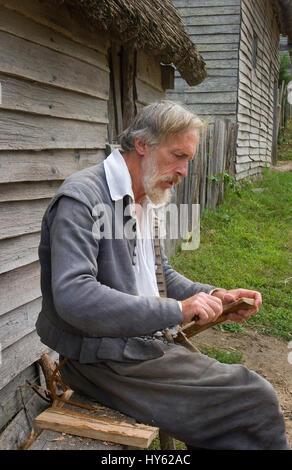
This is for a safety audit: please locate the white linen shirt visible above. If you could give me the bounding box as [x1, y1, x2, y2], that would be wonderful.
[104, 149, 160, 298]
[103, 150, 219, 332]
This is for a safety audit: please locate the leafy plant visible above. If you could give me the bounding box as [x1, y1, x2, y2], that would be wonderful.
[279, 51, 292, 85]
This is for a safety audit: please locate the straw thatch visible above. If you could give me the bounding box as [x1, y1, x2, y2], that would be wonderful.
[54, 0, 206, 86]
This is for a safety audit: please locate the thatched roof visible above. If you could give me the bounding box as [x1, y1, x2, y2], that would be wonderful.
[54, 0, 206, 86]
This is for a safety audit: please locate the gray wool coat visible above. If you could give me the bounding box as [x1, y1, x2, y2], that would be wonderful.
[36, 162, 216, 363]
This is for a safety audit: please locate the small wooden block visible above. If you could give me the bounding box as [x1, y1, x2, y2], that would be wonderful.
[35, 407, 159, 449]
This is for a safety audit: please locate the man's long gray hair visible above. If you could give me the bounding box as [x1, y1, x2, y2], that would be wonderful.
[118, 100, 204, 152]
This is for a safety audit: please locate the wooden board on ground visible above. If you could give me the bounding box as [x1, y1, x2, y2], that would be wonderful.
[31, 392, 158, 450]
[35, 407, 159, 449]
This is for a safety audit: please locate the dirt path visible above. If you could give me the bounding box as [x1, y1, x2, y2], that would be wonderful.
[191, 327, 292, 448]
[270, 160, 292, 172]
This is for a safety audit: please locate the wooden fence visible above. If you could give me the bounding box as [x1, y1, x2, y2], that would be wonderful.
[165, 119, 238, 256]
[278, 80, 292, 133]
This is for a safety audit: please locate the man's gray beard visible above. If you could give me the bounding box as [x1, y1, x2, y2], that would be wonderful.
[142, 155, 172, 206]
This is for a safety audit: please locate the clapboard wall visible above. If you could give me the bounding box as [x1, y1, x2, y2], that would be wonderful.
[168, 0, 281, 179]
[236, 0, 280, 179]
[0, 0, 171, 438]
[0, 0, 109, 432]
[168, 0, 241, 121]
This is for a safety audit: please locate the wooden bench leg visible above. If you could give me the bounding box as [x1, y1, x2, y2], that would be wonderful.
[159, 430, 176, 450]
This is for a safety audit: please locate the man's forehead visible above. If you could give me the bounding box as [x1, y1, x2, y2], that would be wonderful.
[162, 130, 198, 152]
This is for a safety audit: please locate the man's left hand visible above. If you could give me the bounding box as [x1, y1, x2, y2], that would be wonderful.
[211, 288, 262, 322]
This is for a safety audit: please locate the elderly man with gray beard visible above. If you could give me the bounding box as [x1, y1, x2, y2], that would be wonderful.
[36, 101, 290, 450]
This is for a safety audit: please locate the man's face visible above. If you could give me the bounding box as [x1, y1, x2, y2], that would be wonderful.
[142, 129, 198, 205]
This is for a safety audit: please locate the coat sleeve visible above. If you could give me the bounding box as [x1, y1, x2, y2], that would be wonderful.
[161, 243, 217, 300]
[49, 196, 183, 337]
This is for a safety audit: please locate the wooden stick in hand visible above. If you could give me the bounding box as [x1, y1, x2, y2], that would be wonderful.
[175, 297, 255, 342]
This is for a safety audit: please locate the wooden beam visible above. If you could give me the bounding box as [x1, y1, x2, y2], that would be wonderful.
[122, 45, 136, 129]
[35, 407, 159, 449]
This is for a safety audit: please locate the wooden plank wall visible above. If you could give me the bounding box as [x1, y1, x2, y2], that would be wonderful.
[168, 0, 241, 121]
[236, 0, 280, 179]
[0, 0, 109, 433]
[164, 119, 238, 256]
[136, 50, 165, 110]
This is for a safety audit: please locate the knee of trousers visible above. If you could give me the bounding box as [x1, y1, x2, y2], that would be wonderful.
[248, 369, 282, 417]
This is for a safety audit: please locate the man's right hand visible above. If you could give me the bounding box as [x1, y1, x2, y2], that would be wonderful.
[181, 292, 223, 325]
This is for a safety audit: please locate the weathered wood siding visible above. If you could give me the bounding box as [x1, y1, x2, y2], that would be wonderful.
[0, 0, 109, 432]
[168, 0, 241, 121]
[136, 50, 165, 110]
[236, 0, 280, 179]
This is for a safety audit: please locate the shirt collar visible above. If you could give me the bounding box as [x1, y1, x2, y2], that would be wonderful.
[104, 149, 135, 202]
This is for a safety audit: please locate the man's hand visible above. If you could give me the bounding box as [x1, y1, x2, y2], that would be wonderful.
[211, 288, 262, 322]
[181, 292, 223, 325]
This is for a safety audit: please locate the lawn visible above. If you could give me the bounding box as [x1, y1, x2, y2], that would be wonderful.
[149, 168, 292, 451]
[170, 168, 292, 341]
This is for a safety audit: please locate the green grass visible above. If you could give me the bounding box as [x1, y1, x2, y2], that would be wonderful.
[278, 118, 292, 160]
[171, 168, 292, 341]
[198, 346, 244, 364]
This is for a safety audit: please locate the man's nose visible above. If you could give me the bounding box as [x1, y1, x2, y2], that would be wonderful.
[176, 161, 188, 178]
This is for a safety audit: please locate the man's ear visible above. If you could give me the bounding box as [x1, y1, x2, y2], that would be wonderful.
[134, 138, 148, 156]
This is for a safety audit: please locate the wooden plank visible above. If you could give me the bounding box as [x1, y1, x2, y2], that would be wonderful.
[0, 5, 109, 72]
[0, 330, 49, 390]
[199, 126, 208, 212]
[0, 298, 42, 350]
[30, 391, 131, 450]
[206, 68, 239, 77]
[35, 407, 159, 449]
[176, 298, 255, 340]
[29, 427, 125, 451]
[0, 232, 40, 273]
[187, 34, 240, 44]
[136, 50, 163, 92]
[0, 262, 41, 316]
[203, 58, 238, 69]
[185, 91, 237, 104]
[0, 149, 105, 183]
[0, 73, 108, 123]
[201, 50, 238, 60]
[176, 0, 241, 5]
[136, 79, 164, 106]
[122, 45, 136, 129]
[0, 110, 107, 150]
[0, 181, 61, 202]
[0, 364, 39, 431]
[1, 0, 110, 55]
[197, 43, 240, 52]
[187, 24, 240, 35]
[175, 76, 238, 92]
[186, 103, 237, 115]
[0, 393, 48, 450]
[183, 14, 240, 26]
[0, 199, 49, 239]
[174, 0, 241, 6]
[0, 31, 109, 99]
[177, 6, 241, 17]
[110, 44, 123, 137]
